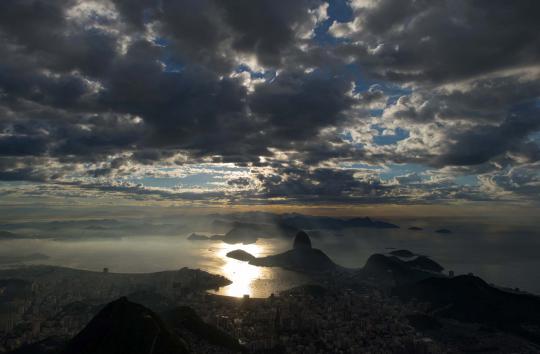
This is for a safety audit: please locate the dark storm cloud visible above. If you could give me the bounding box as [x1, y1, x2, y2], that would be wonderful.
[0, 168, 48, 182]
[0, 0, 118, 77]
[51, 115, 144, 158]
[217, 0, 323, 67]
[256, 167, 391, 203]
[0, 0, 355, 201]
[98, 42, 253, 154]
[436, 103, 540, 166]
[376, 75, 540, 169]
[340, 0, 540, 181]
[72, 181, 228, 202]
[0, 157, 51, 182]
[331, 0, 540, 84]
[249, 69, 355, 141]
[387, 76, 540, 124]
[131, 149, 176, 165]
[111, 0, 325, 71]
[0, 135, 49, 156]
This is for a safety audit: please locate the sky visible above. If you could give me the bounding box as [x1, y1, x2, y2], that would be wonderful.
[0, 0, 539, 215]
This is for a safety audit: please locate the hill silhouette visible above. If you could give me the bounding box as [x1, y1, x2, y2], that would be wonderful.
[394, 275, 540, 343]
[249, 231, 338, 272]
[361, 254, 444, 286]
[293, 230, 312, 249]
[250, 248, 338, 272]
[389, 249, 415, 257]
[161, 306, 245, 352]
[407, 256, 444, 272]
[62, 297, 189, 354]
[8, 336, 68, 354]
[59, 297, 246, 354]
[280, 214, 399, 230]
[209, 213, 399, 244]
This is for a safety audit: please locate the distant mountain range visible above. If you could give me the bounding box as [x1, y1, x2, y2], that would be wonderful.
[0, 252, 49, 265]
[0, 230, 19, 239]
[279, 213, 399, 230]
[212, 212, 399, 230]
[204, 213, 399, 244]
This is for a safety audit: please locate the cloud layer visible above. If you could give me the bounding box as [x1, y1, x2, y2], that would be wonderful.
[0, 0, 539, 205]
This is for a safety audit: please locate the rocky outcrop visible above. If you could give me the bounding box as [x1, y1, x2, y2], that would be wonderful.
[248, 231, 338, 272]
[293, 231, 312, 249]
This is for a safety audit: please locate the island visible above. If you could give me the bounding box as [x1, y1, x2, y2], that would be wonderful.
[226, 249, 256, 262]
[187, 233, 210, 241]
[435, 228, 452, 234]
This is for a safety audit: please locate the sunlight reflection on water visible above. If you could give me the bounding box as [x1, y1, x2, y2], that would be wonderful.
[201, 239, 310, 298]
[212, 243, 264, 297]
[205, 240, 309, 298]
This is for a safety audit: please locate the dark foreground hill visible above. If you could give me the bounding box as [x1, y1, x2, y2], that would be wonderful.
[62, 297, 189, 354]
[161, 306, 245, 352]
[8, 336, 69, 354]
[9, 297, 244, 354]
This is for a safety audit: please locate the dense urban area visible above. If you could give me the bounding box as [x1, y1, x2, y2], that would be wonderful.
[1, 259, 539, 353]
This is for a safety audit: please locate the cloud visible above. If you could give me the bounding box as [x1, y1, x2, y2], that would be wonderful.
[112, 0, 326, 70]
[255, 167, 391, 203]
[436, 103, 540, 166]
[330, 0, 540, 84]
[249, 69, 356, 141]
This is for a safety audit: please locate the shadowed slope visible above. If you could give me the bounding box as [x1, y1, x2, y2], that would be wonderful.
[62, 297, 189, 354]
[394, 275, 540, 343]
[161, 306, 245, 352]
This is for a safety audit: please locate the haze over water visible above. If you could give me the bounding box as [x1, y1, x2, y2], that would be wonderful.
[1, 215, 539, 296]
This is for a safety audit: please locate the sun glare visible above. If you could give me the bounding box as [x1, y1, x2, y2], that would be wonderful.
[216, 242, 264, 298]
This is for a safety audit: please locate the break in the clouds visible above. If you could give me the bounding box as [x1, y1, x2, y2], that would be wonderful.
[0, 0, 539, 205]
